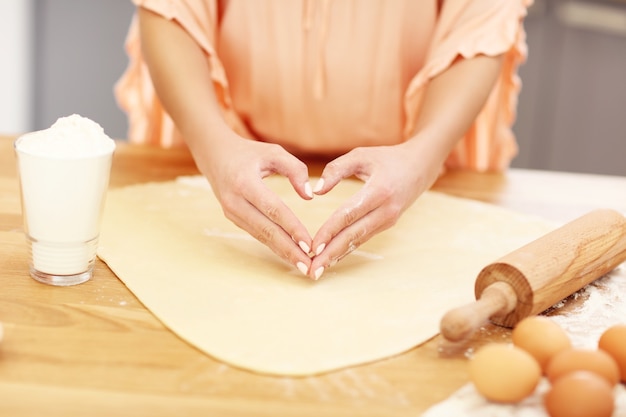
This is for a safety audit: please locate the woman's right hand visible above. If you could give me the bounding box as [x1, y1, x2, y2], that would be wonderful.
[137, 7, 315, 277]
[197, 133, 316, 277]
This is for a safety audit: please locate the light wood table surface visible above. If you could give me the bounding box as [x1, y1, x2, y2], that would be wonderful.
[1, 134, 625, 417]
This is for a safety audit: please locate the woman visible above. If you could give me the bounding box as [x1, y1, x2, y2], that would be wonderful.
[115, 0, 531, 280]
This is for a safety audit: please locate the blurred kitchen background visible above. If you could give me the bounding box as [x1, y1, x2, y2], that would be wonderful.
[1, 0, 625, 175]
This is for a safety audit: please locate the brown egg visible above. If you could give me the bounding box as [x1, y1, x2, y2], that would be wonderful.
[544, 370, 614, 417]
[546, 348, 620, 386]
[598, 324, 626, 382]
[512, 316, 571, 371]
[469, 343, 541, 403]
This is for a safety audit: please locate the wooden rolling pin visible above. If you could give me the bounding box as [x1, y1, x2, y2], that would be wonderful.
[440, 208, 626, 343]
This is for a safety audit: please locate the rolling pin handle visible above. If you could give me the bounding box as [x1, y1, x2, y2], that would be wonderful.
[440, 281, 518, 342]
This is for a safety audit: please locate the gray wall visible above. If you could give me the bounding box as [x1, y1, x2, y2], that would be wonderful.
[32, 0, 626, 175]
[33, 0, 134, 139]
[513, 0, 626, 176]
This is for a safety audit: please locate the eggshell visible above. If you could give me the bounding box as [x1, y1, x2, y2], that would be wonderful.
[544, 370, 614, 417]
[598, 324, 626, 382]
[469, 343, 541, 403]
[512, 316, 571, 371]
[545, 348, 620, 386]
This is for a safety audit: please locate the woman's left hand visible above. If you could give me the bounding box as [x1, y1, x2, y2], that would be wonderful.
[307, 140, 444, 280]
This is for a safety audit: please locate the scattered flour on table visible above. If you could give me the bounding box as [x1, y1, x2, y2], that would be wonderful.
[422, 265, 626, 417]
[548, 266, 626, 349]
[422, 380, 626, 417]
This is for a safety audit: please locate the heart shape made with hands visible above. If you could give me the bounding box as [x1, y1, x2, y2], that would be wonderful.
[265, 175, 367, 271]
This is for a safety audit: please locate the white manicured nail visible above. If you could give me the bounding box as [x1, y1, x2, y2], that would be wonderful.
[296, 262, 308, 276]
[313, 178, 324, 193]
[304, 182, 313, 198]
[298, 241, 311, 254]
[315, 243, 326, 255]
[314, 266, 325, 280]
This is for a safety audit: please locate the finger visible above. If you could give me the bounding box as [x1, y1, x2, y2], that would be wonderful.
[258, 150, 316, 253]
[310, 180, 393, 256]
[308, 206, 393, 280]
[313, 149, 371, 195]
[225, 198, 313, 277]
[261, 146, 314, 200]
[231, 179, 313, 256]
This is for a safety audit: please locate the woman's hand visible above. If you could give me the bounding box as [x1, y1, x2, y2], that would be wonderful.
[308, 53, 505, 280]
[307, 139, 443, 280]
[137, 7, 315, 276]
[198, 133, 316, 276]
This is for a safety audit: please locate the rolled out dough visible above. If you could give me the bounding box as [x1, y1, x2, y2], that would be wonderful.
[98, 176, 554, 376]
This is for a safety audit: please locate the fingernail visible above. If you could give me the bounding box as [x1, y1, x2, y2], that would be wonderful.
[296, 262, 308, 276]
[298, 241, 311, 254]
[313, 178, 324, 193]
[314, 266, 324, 280]
[315, 243, 326, 255]
[304, 182, 313, 198]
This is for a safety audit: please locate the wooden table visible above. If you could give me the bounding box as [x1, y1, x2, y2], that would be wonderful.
[1, 134, 625, 417]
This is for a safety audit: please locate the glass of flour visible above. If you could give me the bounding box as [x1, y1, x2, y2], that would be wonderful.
[14, 114, 116, 286]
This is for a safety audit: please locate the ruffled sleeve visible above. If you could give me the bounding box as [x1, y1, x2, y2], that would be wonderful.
[403, 0, 532, 172]
[114, 0, 250, 147]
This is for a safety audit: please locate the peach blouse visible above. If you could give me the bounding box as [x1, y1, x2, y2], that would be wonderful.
[115, 0, 531, 171]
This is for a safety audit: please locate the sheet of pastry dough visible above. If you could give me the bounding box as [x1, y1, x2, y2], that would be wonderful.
[98, 176, 554, 376]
